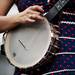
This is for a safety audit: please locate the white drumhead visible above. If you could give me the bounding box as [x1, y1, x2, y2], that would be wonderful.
[5, 18, 51, 68]
[0, 54, 15, 75]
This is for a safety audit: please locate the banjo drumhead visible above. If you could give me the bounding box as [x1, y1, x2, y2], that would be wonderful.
[0, 54, 15, 75]
[5, 18, 52, 68]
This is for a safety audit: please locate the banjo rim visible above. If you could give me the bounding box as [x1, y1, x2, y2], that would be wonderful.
[4, 18, 54, 69]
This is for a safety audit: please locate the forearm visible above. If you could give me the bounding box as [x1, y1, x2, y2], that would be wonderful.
[0, 15, 19, 33]
[0, 5, 44, 33]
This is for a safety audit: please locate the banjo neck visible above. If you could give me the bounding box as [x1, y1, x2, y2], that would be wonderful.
[44, 0, 69, 22]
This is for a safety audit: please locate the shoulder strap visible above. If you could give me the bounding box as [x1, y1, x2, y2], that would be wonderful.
[44, 0, 70, 22]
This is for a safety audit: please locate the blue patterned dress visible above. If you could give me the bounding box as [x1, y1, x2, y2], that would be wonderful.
[14, 0, 75, 75]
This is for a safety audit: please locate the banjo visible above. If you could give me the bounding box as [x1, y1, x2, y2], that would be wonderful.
[4, 18, 59, 69]
[3, 0, 69, 73]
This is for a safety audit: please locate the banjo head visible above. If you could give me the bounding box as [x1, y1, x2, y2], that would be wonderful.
[5, 18, 52, 68]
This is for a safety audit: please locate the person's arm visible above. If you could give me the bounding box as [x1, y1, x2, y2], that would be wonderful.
[0, 0, 14, 15]
[0, 0, 44, 33]
[0, 0, 15, 32]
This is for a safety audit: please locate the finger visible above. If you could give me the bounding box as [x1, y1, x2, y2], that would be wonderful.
[20, 16, 35, 24]
[26, 18, 35, 23]
[28, 10, 41, 15]
[29, 14, 44, 20]
[30, 5, 44, 13]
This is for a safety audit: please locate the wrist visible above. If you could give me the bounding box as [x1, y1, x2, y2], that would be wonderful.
[8, 15, 20, 26]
